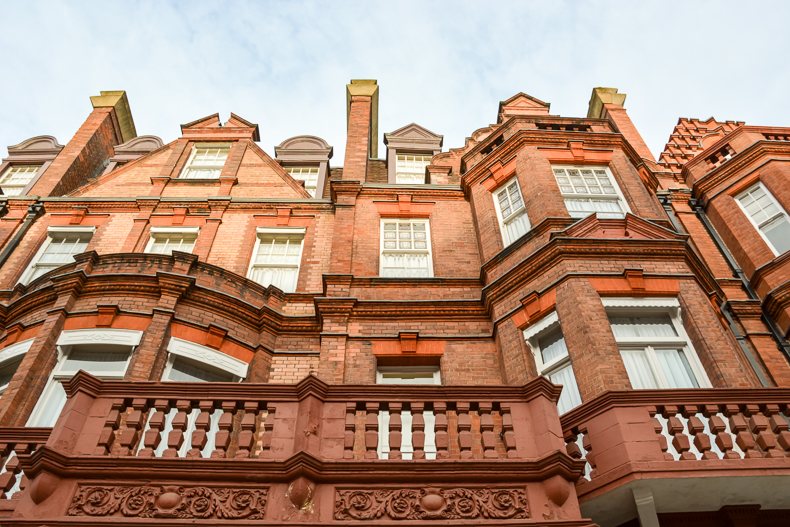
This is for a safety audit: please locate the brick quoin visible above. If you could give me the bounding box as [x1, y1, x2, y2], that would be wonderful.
[0, 81, 788, 526]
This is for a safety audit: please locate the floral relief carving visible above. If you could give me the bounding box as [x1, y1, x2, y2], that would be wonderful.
[335, 487, 528, 521]
[68, 485, 268, 519]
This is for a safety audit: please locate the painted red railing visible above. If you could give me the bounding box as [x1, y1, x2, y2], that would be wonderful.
[0, 428, 49, 501]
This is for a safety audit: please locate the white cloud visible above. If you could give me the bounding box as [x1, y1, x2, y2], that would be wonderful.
[1, 0, 788, 164]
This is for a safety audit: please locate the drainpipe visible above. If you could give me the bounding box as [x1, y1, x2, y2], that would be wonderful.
[0, 202, 43, 269]
[691, 199, 790, 368]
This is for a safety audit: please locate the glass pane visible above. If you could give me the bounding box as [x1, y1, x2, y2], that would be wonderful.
[621, 349, 658, 389]
[655, 349, 699, 388]
[610, 314, 677, 339]
[61, 346, 130, 375]
[538, 327, 568, 364]
[763, 215, 790, 254]
[548, 364, 582, 414]
[167, 356, 235, 382]
[0, 356, 23, 391]
[28, 381, 67, 427]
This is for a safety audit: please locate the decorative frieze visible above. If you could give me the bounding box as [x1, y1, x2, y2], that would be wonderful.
[68, 485, 268, 519]
[334, 487, 528, 521]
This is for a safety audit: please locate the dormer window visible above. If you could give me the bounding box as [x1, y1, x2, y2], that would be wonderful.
[285, 166, 320, 197]
[179, 144, 229, 179]
[395, 154, 431, 184]
[0, 165, 39, 196]
[384, 124, 443, 185]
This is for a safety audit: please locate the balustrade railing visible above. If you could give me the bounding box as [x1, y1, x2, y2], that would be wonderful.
[50, 373, 562, 463]
[0, 429, 49, 500]
[561, 390, 790, 487]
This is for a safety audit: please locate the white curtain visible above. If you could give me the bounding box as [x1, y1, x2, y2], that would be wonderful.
[549, 364, 582, 413]
[620, 350, 658, 389]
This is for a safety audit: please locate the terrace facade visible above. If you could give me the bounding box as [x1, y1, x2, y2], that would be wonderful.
[0, 81, 787, 526]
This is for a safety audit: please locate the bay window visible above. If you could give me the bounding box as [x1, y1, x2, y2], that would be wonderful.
[0, 339, 32, 395]
[736, 182, 790, 255]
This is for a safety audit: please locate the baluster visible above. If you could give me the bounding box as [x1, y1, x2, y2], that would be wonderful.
[582, 428, 597, 479]
[260, 403, 275, 459]
[750, 405, 781, 458]
[411, 402, 426, 460]
[118, 398, 148, 456]
[728, 404, 760, 458]
[212, 401, 237, 458]
[188, 400, 214, 458]
[0, 451, 19, 498]
[707, 405, 737, 459]
[434, 402, 449, 459]
[164, 400, 191, 458]
[457, 402, 473, 459]
[138, 400, 168, 457]
[364, 402, 379, 460]
[479, 402, 497, 459]
[500, 403, 517, 458]
[564, 431, 582, 459]
[684, 405, 713, 459]
[664, 405, 693, 460]
[95, 398, 123, 455]
[0, 445, 14, 498]
[769, 403, 790, 454]
[343, 403, 356, 460]
[650, 408, 672, 460]
[388, 403, 403, 459]
[236, 401, 259, 458]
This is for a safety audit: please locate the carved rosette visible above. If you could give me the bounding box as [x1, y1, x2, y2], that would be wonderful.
[335, 487, 528, 520]
[68, 485, 268, 519]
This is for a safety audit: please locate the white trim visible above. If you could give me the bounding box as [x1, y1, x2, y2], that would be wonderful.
[0, 339, 33, 363]
[522, 312, 559, 341]
[492, 177, 530, 246]
[57, 328, 143, 347]
[19, 227, 95, 285]
[602, 297, 680, 309]
[379, 218, 434, 278]
[735, 182, 789, 256]
[246, 227, 306, 293]
[166, 338, 248, 379]
[149, 227, 200, 234]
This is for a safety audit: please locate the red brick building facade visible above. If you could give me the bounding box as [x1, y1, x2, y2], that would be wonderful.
[0, 81, 788, 526]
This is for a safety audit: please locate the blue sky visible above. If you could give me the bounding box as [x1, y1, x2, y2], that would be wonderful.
[2, 1, 789, 164]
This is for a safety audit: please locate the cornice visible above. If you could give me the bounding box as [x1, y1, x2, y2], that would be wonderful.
[351, 299, 488, 319]
[359, 184, 465, 200]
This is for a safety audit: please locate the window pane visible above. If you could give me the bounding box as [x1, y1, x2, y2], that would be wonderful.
[0, 165, 39, 195]
[167, 356, 235, 382]
[548, 364, 582, 413]
[610, 315, 677, 339]
[620, 349, 658, 389]
[377, 368, 440, 385]
[395, 154, 431, 184]
[285, 166, 320, 197]
[762, 215, 790, 254]
[0, 356, 23, 391]
[538, 327, 568, 364]
[249, 233, 304, 292]
[61, 346, 130, 375]
[148, 233, 197, 255]
[180, 146, 229, 179]
[380, 221, 431, 277]
[28, 381, 67, 427]
[654, 349, 699, 388]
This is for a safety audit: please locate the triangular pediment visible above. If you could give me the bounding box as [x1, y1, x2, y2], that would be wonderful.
[498, 93, 551, 122]
[555, 214, 684, 241]
[384, 123, 443, 149]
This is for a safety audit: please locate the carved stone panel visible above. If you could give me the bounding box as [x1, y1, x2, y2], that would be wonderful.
[335, 487, 528, 521]
[68, 484, 268, 520]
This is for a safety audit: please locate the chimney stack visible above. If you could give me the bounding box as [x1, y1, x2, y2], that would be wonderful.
[342, 79, 379, 181]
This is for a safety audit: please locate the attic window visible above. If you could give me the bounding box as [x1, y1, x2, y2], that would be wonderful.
[179, 144, 230, 179]
[395, 154, 430, 184]
[0, 165, 39, 196]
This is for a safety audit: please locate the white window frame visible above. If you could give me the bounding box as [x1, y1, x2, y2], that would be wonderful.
[735, 182, 790, 256]
[26, 329, 141, 427]
[178, 143, 230, 179]
[0, 165, 40, 196]
[163, 338, 248, 381]
[376, 365, 442, 385]
[379, 218, 434, 278]
[603, 297, 711, 389]
[144, 227, 200, 255]
[285, 166, 320, 198]
[19, 226, 95, 285]
[395, 153, 431, 184]
[0, 339, 33, 394]
[552, 165, 630, 219]
[492, 177, 531, 246]
[523, 312, 582, 414]
[246, 227, 305, 293]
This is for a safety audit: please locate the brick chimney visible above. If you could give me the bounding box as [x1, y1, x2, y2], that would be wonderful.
[30, 90, 136, 196]
[587, 87, 656, 166]
[342, 79, 379, 181]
